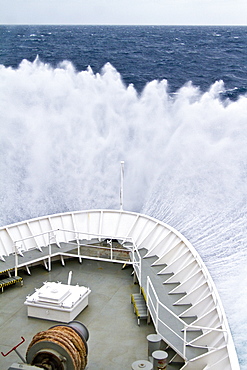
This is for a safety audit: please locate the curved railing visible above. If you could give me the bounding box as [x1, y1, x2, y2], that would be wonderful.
[146, 276, 228, 361]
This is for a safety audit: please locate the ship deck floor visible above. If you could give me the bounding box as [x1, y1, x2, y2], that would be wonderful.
[0, 258, 156, 369]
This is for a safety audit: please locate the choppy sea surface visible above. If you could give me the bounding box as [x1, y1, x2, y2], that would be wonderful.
[0, 25, 247, 367]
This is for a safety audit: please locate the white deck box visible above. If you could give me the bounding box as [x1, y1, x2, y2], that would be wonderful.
[24, 281, 91, 323]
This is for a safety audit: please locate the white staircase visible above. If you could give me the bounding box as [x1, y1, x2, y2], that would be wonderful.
[132, 242, 234, 369]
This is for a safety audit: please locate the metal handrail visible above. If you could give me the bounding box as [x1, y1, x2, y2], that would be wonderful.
[13, 228, 139, 275]
[147, 275, 186, 358]
[146, 276, 228, 360]
[13, 227, 134, 244]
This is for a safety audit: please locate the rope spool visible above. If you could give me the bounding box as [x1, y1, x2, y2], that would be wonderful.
[26, 321, 88, 370]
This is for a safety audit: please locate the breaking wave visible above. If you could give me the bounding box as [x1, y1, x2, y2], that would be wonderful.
[0, 59, 247, 367]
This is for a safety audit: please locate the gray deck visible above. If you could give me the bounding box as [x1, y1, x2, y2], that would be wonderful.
[0, 258, 156, 369]
[0, 243, 206, 368]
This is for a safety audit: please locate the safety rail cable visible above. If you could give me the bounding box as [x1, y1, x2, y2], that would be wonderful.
[146, 276, 228, 361]
[12, 228, 139, 274]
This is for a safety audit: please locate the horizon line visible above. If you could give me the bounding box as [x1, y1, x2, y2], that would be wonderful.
[1, 23, 247, 27]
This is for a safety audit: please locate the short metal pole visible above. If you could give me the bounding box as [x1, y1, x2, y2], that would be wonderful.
[14, 243, 18, 276]
[120, 161, 124, 211]
[183, 325, 187, 359]
[147, 276, 150, 308]
[68, 271, 72, 285]
[156, 294, 159, 329]
[139, 257, 142, 286]
[48, 233, 51, 271]
[110, 240, 113, 260]
[14, 348, 26, 363]
[76, 233, 82, 263]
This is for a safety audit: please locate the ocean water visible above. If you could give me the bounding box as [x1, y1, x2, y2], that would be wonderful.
[0, 25, 247, 367]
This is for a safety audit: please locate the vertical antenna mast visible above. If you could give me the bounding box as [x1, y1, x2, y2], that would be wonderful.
[120, 161, 124, 211]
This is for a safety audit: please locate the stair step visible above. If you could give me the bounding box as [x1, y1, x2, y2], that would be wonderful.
[163, 281, 180, 291]
[164, 293, 186, 306]
[143, 255, 159, 264]
[169, 292, 186, 302]
[184, 329, 203, 342]
[172, 303, 192, 316]
[180, 316, 197, 325]
[159, 272, 174, 281]
[185, 344, 208, 359]
[174, 302, 192, 308]
[151, 264, 168, 274]
[138, 248, 149, 258]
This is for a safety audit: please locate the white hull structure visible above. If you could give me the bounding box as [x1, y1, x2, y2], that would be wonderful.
[0, 209, 240, 369]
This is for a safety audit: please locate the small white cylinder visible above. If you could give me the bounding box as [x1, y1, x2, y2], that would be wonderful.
[147, 334, 162, 358]
[152, 350, 168, 370]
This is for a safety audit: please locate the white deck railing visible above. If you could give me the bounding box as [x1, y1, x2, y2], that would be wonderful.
[146, 276, 228, 361]
[0, 209, 239, 369]
[12, 228, 141, 276]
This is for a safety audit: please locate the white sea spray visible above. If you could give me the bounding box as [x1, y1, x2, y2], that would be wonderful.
[0, 60, 246, 366]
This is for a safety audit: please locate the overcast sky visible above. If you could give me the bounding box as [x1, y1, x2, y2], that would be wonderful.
[1, 0, 246, 26]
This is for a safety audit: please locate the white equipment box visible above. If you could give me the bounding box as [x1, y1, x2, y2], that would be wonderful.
[25, 281, 91, 323]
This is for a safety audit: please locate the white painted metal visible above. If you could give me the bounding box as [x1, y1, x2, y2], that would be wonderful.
[24, 281, 91, 323]
[0, 209, 240, 369]
[68, 270, 72, 285]
[120, 160, 124, 211]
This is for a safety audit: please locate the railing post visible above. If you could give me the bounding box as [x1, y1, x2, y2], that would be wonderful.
[147, 276, 150, 309]
[139, 252, 141, 285]
[183, 325, 187, 359]
[109, 239, 113, 260]
[14, 243, 18, 276]
[76, 233, 82, 263]
[48, 232, 51, 271]
[156, 298, 159, 329]
[120, 161, 124, 211]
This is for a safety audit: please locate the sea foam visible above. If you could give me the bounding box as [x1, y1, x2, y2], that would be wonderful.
[0, 59, 247, 366]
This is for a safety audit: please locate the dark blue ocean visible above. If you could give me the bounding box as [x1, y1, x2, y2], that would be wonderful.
[0, 26, 247, 367]
[1, 25, 247, 98]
